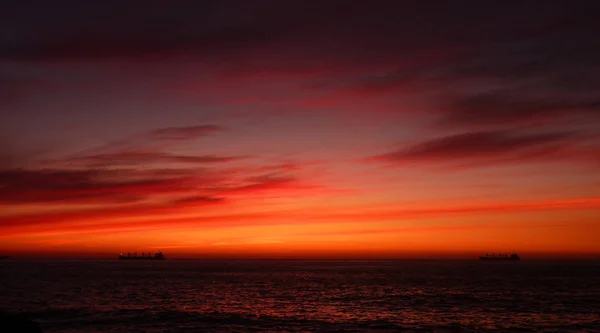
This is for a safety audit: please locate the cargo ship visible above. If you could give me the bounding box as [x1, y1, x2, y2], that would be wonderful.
[479, 252, 520, 261]
[118, 251, 165, 260]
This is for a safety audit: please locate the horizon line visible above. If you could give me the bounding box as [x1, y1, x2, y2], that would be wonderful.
[2, 256, 599, 261]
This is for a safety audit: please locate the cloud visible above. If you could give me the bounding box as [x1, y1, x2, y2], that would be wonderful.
[147, 125, 226, 141]
[0, 161, 333, 242]
[369, 129, 577, 167]
[225, 174, 297, 193]
[0, 210, 279, 239]
[257, 163, 306, 173]
[0, 168, 197, 204]
[73, 124, 226, 154]
[48, 124, 239, 169]
[0, 197, 235, 232]
[169, 195, 225, 206]
[67, 151, 246, 167]
[438, 90, 600, 128]
[0, 160, 325, 206]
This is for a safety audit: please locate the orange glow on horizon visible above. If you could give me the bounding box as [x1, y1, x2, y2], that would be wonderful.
[2, 192, 599, 258]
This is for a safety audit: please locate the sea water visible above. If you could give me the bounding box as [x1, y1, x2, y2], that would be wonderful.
[0, 260, 598, 332]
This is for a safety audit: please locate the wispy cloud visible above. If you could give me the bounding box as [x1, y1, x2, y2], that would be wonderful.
[439, 90, 600, 128]
[147, 125, 226, 141]
[368, 129, 580, 167]
[67, 151, 246, 167]
[0, 163, 325, 209]
[0, 168, 197, 204]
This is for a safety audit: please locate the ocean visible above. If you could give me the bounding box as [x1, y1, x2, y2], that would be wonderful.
[0, 260, 598, 332]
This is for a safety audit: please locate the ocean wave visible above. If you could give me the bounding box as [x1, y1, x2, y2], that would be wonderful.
[4, 307, 597, 333]
[2, 260, 599, 332]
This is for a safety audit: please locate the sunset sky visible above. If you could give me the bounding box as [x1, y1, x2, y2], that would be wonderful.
[1, 1, 599, 259]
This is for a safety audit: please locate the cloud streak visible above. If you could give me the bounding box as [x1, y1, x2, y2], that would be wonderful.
[439, 90, 600, 128]
[0, 169, 197, 204]
[0, 164, 322, 206]
[148, 125, 226, 141]
[368, 129, 582, 167]
[67, 151, 246, 167]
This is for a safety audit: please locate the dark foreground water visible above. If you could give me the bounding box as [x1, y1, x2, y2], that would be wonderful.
[0, 260, 598, 332]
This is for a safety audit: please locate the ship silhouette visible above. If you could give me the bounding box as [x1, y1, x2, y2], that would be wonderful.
[479, 252, 520, 261]
[118, 251, 165, 260]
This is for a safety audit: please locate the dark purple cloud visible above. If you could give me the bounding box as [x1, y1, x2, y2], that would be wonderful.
[440, 90, 600, 127]
[52, 124, 238, 168]
[0, 165, 315, 205]
[148, 125, 226, 141]
[369, 129, 577, 166]
[0, 169, 195, 204]
[67, 152, 245, 167]
[66, 124, 226, 156]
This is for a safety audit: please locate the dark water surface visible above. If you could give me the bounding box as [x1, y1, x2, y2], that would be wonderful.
[0, 260, 598, 332]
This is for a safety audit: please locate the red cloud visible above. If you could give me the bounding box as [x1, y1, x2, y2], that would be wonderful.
[0, 169, 199, 204]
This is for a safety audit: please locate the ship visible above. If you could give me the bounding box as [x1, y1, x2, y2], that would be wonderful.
[118, 251, 165, 260]
[479, 252, 520, 261]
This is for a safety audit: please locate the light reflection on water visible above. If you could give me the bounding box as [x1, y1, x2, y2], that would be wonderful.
[0, 260, 598, 332]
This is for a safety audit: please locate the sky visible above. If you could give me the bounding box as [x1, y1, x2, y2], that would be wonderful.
[1, 1, 599, 259]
